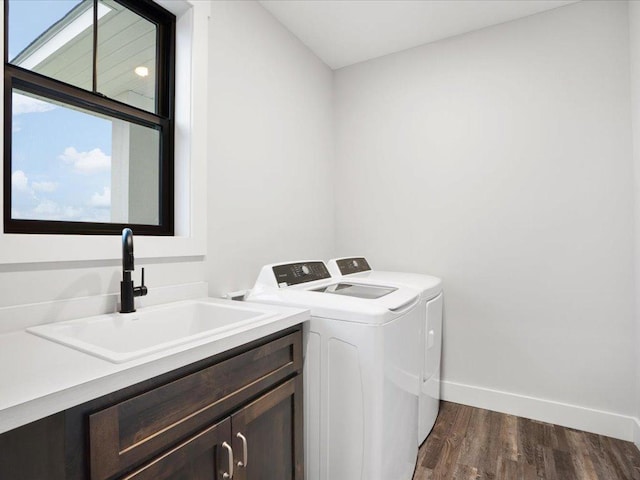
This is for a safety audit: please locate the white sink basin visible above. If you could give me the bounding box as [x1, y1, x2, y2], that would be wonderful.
[27, 300, 275, 363]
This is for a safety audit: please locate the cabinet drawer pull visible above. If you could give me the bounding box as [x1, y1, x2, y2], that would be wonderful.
[222, 441, 234, 479]
[236, 432, 248, 468]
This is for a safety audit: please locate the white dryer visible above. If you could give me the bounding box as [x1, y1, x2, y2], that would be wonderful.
[246, 261, 422, 480]
[327, 257, 443, 445]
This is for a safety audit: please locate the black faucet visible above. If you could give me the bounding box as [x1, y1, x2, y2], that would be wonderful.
[120, 228, 147, 313]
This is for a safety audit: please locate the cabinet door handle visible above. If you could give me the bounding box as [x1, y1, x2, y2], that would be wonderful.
[222, 441, 234, 479]
[236, 432, 248, 468]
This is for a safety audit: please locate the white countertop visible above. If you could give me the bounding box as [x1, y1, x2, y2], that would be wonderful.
[0, 297, 309, 435]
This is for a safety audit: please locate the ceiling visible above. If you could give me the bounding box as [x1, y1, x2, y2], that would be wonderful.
[259, 0, 580, 70]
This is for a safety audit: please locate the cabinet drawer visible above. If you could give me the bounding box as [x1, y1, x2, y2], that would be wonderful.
[89, 330, 301, 480]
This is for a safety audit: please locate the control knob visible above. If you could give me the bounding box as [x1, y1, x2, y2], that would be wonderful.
[301, 265, 311, 275]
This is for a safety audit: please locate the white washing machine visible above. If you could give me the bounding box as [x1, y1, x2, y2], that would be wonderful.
[327, 257, 443, 445]
[246, 260, 423, 480]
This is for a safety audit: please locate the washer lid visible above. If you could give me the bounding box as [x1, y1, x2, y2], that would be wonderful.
[328, 257, 443, 299]
[311, 282, 397, 299]
[246, 287, 419, 324]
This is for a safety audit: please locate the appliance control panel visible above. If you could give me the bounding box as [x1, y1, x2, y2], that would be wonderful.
[272, 261, 331, 287]
[335, 257, 371, 275]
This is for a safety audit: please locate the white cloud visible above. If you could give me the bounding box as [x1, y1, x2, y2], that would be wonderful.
[12, 93, 56, 115]
[12, 171, 56, 196]
[32, 181, 57, 193]
[25, 201, 85, 221]
[59, 147, 111, 174]
[12, 170, 30, 192]
[33, 199, 60, 218]
[62, 206, 84, 219]
[89, 186, 111, 208]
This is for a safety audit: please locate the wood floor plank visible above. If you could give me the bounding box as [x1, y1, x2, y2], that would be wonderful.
[541, 422, 559, 450]
[533, 444, 547, 478]
[457, 407, 489, 469]
[551, 424, 571, 453]
[565, 430, 598, 480]
[565, 429, 588, 456]
[495, 456, 518, 480]
[552, 449, 578, 479]
[516, 460, 539, 480]
[620, 438, 640, 469]
[450, 463, 479, 480]
[517, 417, 538, 466]
[413, 463, 432, 480]
[480, 410, 503, 479]
[542, 446, 558, 480]
[569, 451, 598, 480]
[420, 402, 460, 470]
[414, 401, 640, 480]
[589, 447, 620, 480]
[617, 439, 640, 480]
[499, 414, 519, 462]
[602, 436, 636, 480]
[431, 404, 473, 477]
[583, 431, 620, 480]
[626, 442, 640, 465]
[611, 435, 640, 477]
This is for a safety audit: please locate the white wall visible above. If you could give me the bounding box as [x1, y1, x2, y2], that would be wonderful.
[333, 0, 636, 434]
[206, 1, 334, 297]
[628, 0, 640, 447]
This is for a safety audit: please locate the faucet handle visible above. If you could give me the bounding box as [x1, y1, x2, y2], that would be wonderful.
[134, 268, 148, 298]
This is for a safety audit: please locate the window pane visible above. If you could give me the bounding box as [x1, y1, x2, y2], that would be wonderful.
[97, 0, 157, 113]
[11, 90, 161, 225]
[8, 0, 100, 91]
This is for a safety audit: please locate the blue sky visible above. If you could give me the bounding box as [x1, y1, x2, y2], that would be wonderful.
[8, 0, 81, 60]
[9, 1, 114, 223]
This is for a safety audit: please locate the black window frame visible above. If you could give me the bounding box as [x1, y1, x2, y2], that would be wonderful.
[3, 0, 176, 236]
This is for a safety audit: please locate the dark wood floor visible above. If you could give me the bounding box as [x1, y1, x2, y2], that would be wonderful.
[413, 401, 640, 480]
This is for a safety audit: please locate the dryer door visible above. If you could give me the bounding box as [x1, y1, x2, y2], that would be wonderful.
[424, 293, 443, 382]
[420, 292, 443, 443]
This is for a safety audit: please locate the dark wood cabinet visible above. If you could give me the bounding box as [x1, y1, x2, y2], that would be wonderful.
[231, 376, 303, 480]
[122, 375, 303, 480]
[0, 325, 304, 480]
[0, 413, 66, 480]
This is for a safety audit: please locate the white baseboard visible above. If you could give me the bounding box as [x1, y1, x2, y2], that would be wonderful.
[441, 379, 635, 442]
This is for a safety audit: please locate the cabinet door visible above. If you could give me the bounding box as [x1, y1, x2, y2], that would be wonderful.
[122, 418, 232, 480]
[231, 376, 303, 480]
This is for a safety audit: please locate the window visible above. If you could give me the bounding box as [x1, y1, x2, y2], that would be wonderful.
[4, 0, 175, 235]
